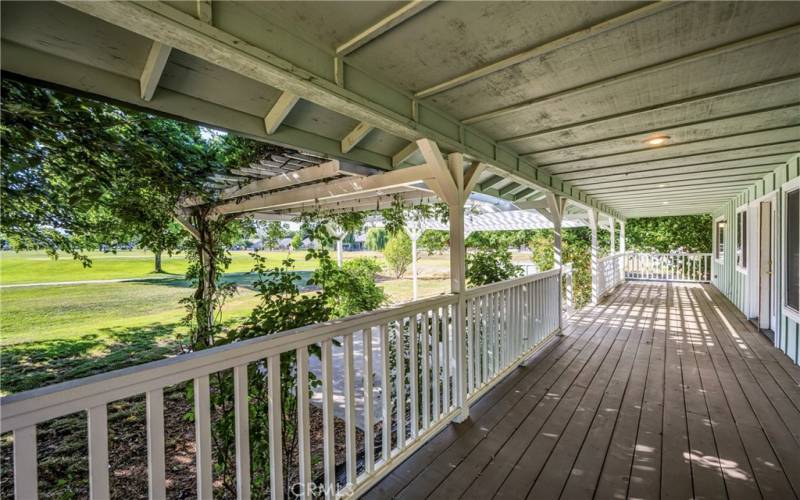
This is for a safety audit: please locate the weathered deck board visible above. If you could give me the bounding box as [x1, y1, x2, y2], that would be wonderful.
[364, 282, 800, 499]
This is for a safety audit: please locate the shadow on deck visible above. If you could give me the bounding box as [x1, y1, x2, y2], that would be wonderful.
[365, 281, 800, 499]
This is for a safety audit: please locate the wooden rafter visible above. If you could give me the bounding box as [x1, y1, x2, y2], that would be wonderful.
[392, 142, 419, 168]
[415, 2, 676, 99]
[341, 122, 374, 153]
[264, 92, 300, 135]
[140, 42, 172, 101]
[221, 160, 346, 200]
[336, 1, 436, 56]
[462, 24, 800, 124]
[213, 163, 434, 215]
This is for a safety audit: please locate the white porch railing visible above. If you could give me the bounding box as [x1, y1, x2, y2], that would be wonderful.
[624, 252, 712, 283]
[1, 268, 564, 499]
[597, 252, 625, 298]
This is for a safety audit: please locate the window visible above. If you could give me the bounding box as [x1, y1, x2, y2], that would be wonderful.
[736, 209, 747, 269]
[786, 187, 799, 313]
[715, 218, 726, 261]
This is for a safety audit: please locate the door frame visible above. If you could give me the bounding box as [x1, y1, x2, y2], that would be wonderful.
[748, 191, 777, 331]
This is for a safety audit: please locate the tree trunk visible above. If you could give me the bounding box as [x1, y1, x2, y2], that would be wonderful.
[154, 251, 163, 273]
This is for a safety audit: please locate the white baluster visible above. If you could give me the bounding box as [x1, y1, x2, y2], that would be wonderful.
[14, 425, 38, 500]
[146, 389, 166, 500]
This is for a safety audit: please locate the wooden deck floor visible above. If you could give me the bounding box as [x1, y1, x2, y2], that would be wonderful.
[364, 281, 800, 499]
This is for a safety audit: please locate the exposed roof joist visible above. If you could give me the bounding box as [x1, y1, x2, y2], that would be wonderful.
[508, 104, 799, 158]
[341, 122, 374, 154]
[556, 145, 800, 180]
[264, 91, 300, 135]
[139, 41, 171, 101]
[462, 24, 800, 125]
[214, 163, 435, 215]
[414, 2, 676, 99]
[335, 0, 436, 57]
[529, 125, 800, 162]
[57, 1, 622, 219]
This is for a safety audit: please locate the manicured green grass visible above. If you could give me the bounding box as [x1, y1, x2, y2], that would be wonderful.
[0, 249, 321, 285]
[0, 248, 477, 396]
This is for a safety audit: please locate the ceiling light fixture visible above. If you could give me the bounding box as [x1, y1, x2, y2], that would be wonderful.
[644, 135, 670, 146]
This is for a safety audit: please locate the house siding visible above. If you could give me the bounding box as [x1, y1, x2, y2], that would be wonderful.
[712, 154, 800, 365]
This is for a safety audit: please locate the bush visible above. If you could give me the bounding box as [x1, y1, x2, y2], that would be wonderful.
[314, 256, 387, 318]
[466, 248, 521, 286]
[365, 227, 387, 251]
[384, 231, 412, 278]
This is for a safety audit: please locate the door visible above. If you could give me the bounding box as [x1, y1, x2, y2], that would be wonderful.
[758, 200, 774, 330]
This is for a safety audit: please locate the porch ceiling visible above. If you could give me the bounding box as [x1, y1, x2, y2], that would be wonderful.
[2, 1, 798, 219]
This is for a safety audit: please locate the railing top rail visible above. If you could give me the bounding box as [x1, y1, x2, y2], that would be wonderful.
[626, 252, 712, 257]
[598, 252, 624, 263]
[1, 292, 457, 432]
[464, 267, 560, 298]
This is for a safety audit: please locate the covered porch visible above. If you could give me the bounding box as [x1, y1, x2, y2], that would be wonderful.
[366, 281, 800, 499]
[2, 1, 799, 498]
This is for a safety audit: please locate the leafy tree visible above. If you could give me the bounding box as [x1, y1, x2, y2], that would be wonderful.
[419, 229, 449, 254]
[384, 231, 412, 278]
[625, 215, 712, 253]
[0, 79, 224, 265]
[365, 227, 388, 251]
[262, 221, 286, 250]
[466, 248, 522, 286]
[1, 78, 266, 346]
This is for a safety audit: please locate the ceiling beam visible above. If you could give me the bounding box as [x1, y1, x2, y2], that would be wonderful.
[275, 191, 436, 215]
[564, 155, 790, 183]
[414, 2, 676, 99]
[264, 91, 300, 135]
[196, 0, 212, 23]
[392, 142, 419, 168]
[576, 167, 781, 194]
[462, 24, 800, 124]
[495, 74, 800, 144]
[579, 167, 777, 191]
[214, 163, 434, 215]
[220, 160, 347, 200]
[529, 125, 800, 162]
[529, 104, 800, 155]
[477, 174, 505, 191]
[336, 0, 436, 57]
[140, 41, 172, 101]
[555, 146, 799, 180]
[341, 122, 374, 154]
[58, 0, 624, 220]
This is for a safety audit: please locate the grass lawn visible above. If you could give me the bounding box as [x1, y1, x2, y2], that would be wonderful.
[0, 249, 457, 396]
[0, 249, 320, 285]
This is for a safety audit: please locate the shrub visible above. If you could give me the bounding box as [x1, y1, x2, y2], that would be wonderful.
[466, 247, 521, 287]
[313, 256, 387, 318]
[384, 231, 412, 278]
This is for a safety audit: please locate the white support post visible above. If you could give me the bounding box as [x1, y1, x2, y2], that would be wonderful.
[327, 222, 346, 267]
[446, 153, 469, 423]
[620, 221, 626, 282]
[405, 216, 423, 301]
[589, 209, 599, 305]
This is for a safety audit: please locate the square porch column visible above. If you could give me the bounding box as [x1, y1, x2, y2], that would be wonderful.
[589, 209, 599, 305]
